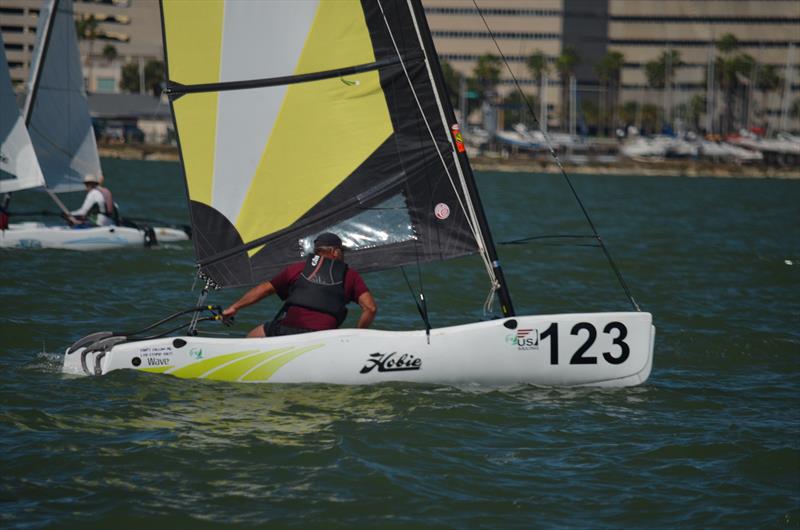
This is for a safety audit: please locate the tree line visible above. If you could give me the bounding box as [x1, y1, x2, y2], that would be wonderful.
[441, 33, 796, 136]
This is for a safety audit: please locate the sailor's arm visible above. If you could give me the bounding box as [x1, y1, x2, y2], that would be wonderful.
[356, 291, 377, 329]
[71, 189, 100, 217]
[223, 282, 276, 317]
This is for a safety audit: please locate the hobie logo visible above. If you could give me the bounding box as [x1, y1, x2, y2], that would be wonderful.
[189, 348, 203, 360]
[506, 329, 539, 350]
[311, 255, 320, 266]
[360, 352, 422, 374]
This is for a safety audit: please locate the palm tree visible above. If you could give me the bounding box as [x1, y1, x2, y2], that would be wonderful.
[556, 46, 579, 130]
[714, 34, 756, 134]
[144, 60, 165, 97]
[641, 104, 662, 134]
[527, 51, 548, 98]
[755, 64, 782, 127]
[75, 14, 99, 90]
[102, 44, 118, 64]
[643, 49, 682, 128]
[688, 94, 707, 132]
[120, 62, 139, 93]
[473, 54, 501, 100]
[596, 51, 625, 135]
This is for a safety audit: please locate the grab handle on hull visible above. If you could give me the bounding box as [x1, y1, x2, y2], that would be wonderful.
[79, 336, 128, 376]
[68, 331, 113, 354]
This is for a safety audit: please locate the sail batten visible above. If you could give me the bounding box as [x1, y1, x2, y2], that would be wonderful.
[166, 54, 422, 97]
[162, 0, 480, 288]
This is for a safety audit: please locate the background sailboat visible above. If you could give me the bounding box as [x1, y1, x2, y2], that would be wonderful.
[1, 0, 188, 249]
[0, 33, 46, 194]
[64, 0, 654, 386]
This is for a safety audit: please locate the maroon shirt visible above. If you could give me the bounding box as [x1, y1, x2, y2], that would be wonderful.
[269, 261, 369, 330]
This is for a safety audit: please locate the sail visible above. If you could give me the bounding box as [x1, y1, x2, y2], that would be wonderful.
[0, 34, 45, 193]
[24, 0, 102, 193]
[161, 0, 481, 288]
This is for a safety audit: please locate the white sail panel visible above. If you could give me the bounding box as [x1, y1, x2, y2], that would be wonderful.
[0, 36, 45, 193]
[25, 0, 102, 193]
[211, 1, 319, 223]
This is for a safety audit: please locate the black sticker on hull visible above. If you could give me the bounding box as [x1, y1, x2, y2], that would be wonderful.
[359, 352, 422, 374]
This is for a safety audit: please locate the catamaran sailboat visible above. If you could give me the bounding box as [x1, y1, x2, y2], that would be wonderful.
[0, 0, 188, 250]
[64, 0, 654, 386]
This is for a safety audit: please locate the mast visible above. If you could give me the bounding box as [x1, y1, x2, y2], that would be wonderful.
[406, 0, 515, 317]
[23, 0, 58, 126]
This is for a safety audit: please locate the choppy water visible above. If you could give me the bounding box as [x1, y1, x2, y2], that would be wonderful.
[1, 159, 798, 529]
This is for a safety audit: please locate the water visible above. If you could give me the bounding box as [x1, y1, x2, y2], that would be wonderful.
[1, 160, 798, 529]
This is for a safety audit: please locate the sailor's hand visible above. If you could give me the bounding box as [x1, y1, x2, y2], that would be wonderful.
[221, 306, 236, 327]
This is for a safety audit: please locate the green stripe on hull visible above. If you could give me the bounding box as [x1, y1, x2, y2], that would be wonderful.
[242, 344, 323, 382]
[205, 347, 294, 381]
[168, 349, 259, 379]
[140, 365, 175, 374]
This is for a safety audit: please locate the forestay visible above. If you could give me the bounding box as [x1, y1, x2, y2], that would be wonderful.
[24, 0, 101, 193]
[161, 0, 483, 288]
[0, 33, 45, 193]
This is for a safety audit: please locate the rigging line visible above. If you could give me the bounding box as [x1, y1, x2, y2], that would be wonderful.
[376, 0, 498, 290]
[500, 234, 597, 244]
[376, 1, 478, 238]
[471, 0, 641, 312]
[403, 0, 499, 288]
[400, 266, 431, 333]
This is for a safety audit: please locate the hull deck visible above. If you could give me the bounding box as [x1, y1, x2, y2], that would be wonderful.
[1, 222, 189, 250]
[64, 312, 655, 387]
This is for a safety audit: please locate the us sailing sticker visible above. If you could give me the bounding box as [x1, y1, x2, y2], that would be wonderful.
[434, 203, 450, 220]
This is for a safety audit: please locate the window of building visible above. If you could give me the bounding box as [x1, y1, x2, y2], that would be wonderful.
[424, 7, 561, 17]
[432, 30, 560, 40]
[95, 77, 116, 93]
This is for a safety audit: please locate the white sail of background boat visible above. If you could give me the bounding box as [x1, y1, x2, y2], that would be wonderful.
[64, 0, 655, 386]
[0, 0, 188, 249]
[0, 33, 46, 193]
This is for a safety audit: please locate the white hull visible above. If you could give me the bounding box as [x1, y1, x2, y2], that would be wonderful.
[1, 222, 188, 250]
[64, 312, 655, 387]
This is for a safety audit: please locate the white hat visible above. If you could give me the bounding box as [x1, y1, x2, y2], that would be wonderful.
[83, 174, 100, 184]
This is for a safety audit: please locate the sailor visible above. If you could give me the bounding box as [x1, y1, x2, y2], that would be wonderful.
[67, 174, 117, 226]
[222, 232, 377, 337]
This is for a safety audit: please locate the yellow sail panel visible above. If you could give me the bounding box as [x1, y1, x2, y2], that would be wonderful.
[173, 94, 218, 205]
[295, 0, 378, 75]
[235, 2, 393, 245]
[161, 0, 224, 85]
[163, 0, 224, 205]
[237, 74, 392, 246]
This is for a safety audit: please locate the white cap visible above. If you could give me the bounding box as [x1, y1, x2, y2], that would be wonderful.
[83, 174, 100, 184]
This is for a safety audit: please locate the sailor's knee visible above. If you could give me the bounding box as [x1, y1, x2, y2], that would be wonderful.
[247, 325, 266, 338]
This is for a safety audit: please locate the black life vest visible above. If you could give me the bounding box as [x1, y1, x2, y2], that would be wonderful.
[285, 254, 349, 324]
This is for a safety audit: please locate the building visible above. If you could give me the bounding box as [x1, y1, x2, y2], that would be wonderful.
[2, 0, 798, 133]
[0, 0, 161, 92]
[608, 0, 800, 134]
[423, 0, 799, 133]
